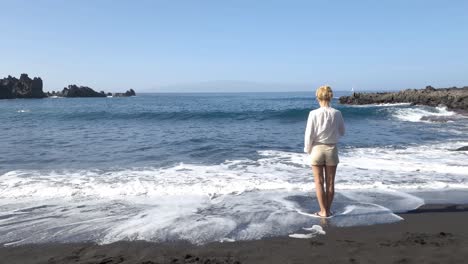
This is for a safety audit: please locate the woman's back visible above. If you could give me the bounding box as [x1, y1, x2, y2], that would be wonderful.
[309, 106, 345, 144]
[304, 106, 345, 154]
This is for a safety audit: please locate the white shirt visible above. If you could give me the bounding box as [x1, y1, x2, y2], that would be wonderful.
[304, 107, 345, 154]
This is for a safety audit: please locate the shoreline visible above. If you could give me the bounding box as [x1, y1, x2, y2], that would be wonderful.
[1, 203, 468, 264]
[339, 86, 468, 111]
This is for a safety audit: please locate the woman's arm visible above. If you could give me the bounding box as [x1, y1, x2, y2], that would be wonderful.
[304, 112, 314, 154]
[338, 111, 345, 137]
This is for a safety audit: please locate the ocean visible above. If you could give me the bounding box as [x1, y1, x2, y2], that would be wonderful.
[0, 91, 467, 245]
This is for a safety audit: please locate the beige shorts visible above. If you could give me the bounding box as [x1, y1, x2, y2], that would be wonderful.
[309, 144, 339, 166]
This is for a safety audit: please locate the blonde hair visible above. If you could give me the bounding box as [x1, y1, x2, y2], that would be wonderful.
[316, 85, 333, 102]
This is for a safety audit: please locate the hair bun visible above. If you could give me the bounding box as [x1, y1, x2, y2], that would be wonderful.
[316, 85, 333, 101]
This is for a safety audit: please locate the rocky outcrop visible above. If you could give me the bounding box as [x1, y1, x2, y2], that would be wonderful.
[454, 146, 468, 151]
[47, 87, 136, 98]
[58, 85, 106, 97]
[2, 74, 136, 99]
[46, 84, 136, 97]
[339, 86, 468, 110]
[0, 74, 45, 99]
[113, 89, 136, 97]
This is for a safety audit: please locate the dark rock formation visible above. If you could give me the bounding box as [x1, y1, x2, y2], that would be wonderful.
[339, 86, 468, 110]
[47, 87, 136, 98]
[454, 146, 468, 151]
[127, 89, 136, 96]
[113, 89, 136, 97]
[419, 115, 459, 123]
[1, 74, 136, 99]
[0, 74, 45, 99]
[58, 85, 107, 98]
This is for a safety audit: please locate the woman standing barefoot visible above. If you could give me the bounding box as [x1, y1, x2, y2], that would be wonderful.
[304, 85, 345, 218]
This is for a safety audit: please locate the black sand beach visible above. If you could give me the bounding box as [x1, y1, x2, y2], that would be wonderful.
[1, 204, 467, 264]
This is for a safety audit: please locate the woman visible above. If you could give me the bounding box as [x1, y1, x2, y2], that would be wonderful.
[304, 85, 345, 218]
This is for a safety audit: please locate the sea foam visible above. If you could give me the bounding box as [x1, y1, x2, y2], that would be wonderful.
[0, 141, 467, 245]
[390, 106, 461, 122]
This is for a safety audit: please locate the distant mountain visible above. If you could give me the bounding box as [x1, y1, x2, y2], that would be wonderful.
[154, 80, 310, 93]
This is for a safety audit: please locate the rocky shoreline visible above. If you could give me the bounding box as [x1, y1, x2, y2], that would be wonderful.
[0, 74, 135, 99]
[339, 86, 468, 111]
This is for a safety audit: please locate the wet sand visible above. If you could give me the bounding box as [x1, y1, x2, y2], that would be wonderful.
[1, 204, 468, 264]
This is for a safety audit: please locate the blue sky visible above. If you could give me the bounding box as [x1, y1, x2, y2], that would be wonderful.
[1, 0, 467, 92]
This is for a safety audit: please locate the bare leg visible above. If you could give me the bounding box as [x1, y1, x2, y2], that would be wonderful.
[325, 165, 337, 215]
[312, 165, 328, 217]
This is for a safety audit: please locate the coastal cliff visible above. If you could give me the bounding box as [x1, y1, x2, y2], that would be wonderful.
[0, 74, 45, 99]
[339, 86, 468, 111]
